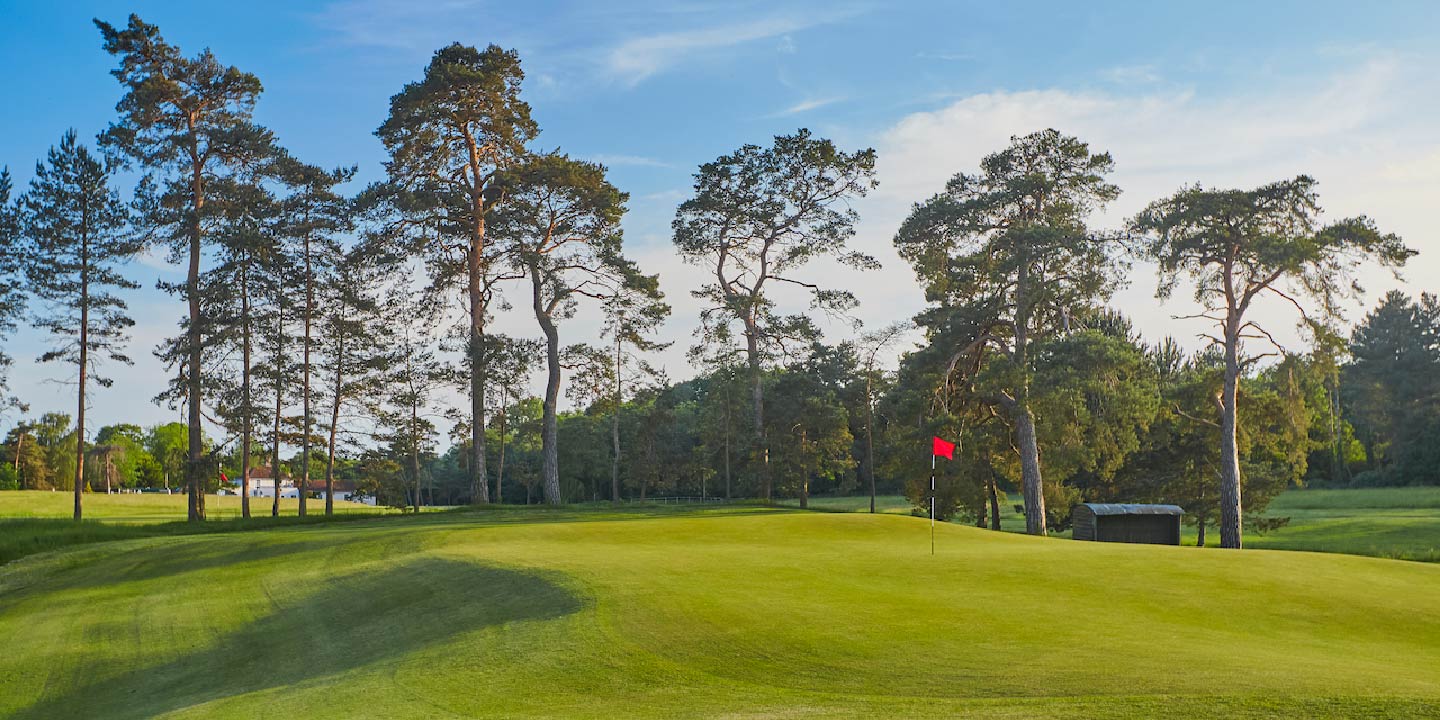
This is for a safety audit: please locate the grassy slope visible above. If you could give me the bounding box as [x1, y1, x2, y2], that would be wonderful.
[802, 488, 1440, 560]
[0, 491, 387, 523]
[1246, 487, 1440, 561]
[1, 507, 1436, 718]
[0, 492, 400, 565]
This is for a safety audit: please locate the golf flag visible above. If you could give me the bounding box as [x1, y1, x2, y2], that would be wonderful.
[931, 436, 955, 460]
[219, 471, 229, 484]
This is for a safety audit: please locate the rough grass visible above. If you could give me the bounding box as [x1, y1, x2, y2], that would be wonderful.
[1, 506, 1436, 718]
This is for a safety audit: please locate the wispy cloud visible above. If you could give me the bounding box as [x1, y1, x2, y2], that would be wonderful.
[916, 51, 972, 62]
[1102, 63, 1163, 85]
[313, 0, 493, 52]
[604, 6, 866, 86]
[638, 189, 690, 204]
[770, 96, 846, 117]
[588, 154, 673, 168]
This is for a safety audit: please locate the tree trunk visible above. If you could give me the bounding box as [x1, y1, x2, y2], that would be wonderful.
[467, 229, 490, 505]
[799, 431, 809, 510]
[1219, 322, 1244, 549]
[744, 317, 769, 501]
[324, 329, 343, 516]
[530, 263, 562, 506]
[1196, 519, 1207, 548]
[723, 426, 731, 501]
[496, 403, 506, 504]
[240, 265, 252, 519]
[74, 236, 89, 520]
[865, 376, 876, 514]
[186, 148, 206, 522]
[299, 235, 313, 517]
[1010, 257, 1045, 535]
[987, 471, 1001, 530]
[611, 332, 622, 504]
[271, 305, 284, 518]
[1013, 405, 1047, 535]
[411, 403, 423, 514]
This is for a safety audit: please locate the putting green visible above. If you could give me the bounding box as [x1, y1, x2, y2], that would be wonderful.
[1, 508, 1436, 718]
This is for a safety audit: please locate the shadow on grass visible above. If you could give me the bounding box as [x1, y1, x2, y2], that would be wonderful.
[0, 512, 399, 567]
[8, 556, 583, 719]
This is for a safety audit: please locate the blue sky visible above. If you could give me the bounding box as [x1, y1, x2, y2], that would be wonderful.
[3, 0, 1440, 437]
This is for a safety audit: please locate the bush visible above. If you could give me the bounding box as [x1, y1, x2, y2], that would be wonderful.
[0, 465, 18, 491]
[1349, 468, 1401, 488]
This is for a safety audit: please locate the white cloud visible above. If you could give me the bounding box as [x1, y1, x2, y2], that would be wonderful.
[588, 154, 673, 168]
[313, 0, 491, 52]
[1101, 63, 1163, 85]
[771, 96, 846, 117]
[916, 51, 973, 63]
[604, 7, 864, 86]
[555, 53, 1440, 396]
[842, 54, 1440, 356]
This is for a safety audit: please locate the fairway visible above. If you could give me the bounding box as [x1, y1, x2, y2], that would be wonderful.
[1, 508, 1437, 718]
[0, 491, 389, 523]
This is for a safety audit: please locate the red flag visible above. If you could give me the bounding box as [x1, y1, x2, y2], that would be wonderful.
[931, 436, 955, 460]
[219, 471, 230, 484]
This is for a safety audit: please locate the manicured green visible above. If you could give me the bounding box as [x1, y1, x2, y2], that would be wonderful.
[1, 506, 1436, 718]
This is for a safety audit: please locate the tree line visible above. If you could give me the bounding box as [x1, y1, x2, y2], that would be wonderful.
[0, 15, 1423, 550]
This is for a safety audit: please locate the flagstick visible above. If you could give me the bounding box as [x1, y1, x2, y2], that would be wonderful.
[930, 453, 936, 556]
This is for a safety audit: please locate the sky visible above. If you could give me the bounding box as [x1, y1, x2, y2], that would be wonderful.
[2, 0, 1439, 442]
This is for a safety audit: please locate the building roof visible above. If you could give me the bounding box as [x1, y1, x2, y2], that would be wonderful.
[1077, 503, 1184, 516]
[304, 478, 357, 493]
[247, 466, 289, 481]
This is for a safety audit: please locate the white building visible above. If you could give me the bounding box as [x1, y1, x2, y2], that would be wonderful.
[222, 466, 375, 505]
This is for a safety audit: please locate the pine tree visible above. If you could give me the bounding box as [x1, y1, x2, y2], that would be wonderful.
[599, 286, 669, 503]
[1132, 176, 1413, 548]
[375, 287, 444, 513]
[275, 156, 353, 516]
[256, 239, 299, 518]
[318, 247, 392, 514]
[495, 153, 654, 505]
[374, 42, 536, 505]
[206, 165, 281, 518]
[0, 169, 27, 422]
[480, 334, 541, 504]
[97, 14, 272, 521]
[895, 130, 1123, 535]
[674, 129, 877, 502]
[18, 130, 139, 520]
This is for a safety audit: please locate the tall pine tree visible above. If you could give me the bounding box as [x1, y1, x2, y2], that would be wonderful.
[0, 170, 26, 423]
[375, 43, 536, 505]
[673, 129, 877, 502]
[19, 130, 139, 520]
[1133, 176, 1412, 548]
[97, 14, 271, 520]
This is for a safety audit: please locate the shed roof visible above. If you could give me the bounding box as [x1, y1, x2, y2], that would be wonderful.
[1078, 503, 1184, 516]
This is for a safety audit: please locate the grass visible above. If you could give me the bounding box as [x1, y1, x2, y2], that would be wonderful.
[801, 488, 1440, 561]
[1245, 487, 1440, 562]
[1, 504, 1437, 718]
[0, 491, 402, 566]
[0, 490, 390, 523]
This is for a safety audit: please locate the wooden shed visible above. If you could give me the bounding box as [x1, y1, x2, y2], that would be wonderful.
[1072, 503, 1183, 545]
